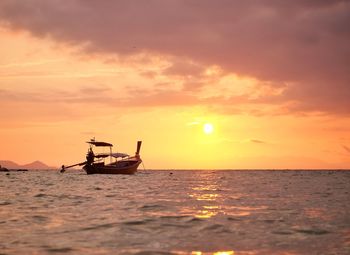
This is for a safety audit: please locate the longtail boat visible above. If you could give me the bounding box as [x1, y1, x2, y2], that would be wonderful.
[61, 139, 142, 175]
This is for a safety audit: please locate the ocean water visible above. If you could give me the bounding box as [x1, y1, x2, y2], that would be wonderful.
[0, 170, 350, 255]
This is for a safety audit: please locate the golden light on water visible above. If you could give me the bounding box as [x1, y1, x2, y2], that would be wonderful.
[187, 172, 223, 219]
[189, 193, 218, 201]
[188, 191, 220, 218]
[213, 252, 235, 255]
[195, 209, 218, 219]
[191, 251, 234, 255]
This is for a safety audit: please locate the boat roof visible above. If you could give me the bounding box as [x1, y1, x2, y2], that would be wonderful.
[96, 152, 129, 158]
[87, 141, 113, 147]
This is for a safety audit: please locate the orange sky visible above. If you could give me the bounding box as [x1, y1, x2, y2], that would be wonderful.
[0, 1, 349, 169]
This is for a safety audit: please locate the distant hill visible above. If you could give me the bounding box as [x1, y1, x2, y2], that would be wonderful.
[22, 160, 53, 169]
[0, 160, 53, 169]
[0, 160, 19, 169]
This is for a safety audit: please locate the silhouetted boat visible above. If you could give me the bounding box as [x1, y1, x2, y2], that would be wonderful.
[61, 139, 142, 175]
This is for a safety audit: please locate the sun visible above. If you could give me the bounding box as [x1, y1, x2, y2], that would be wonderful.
[203, 123, 214, 134]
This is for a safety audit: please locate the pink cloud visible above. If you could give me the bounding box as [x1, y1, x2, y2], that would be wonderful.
[0, 0, 349, 115]
[343, 145, 350, 154]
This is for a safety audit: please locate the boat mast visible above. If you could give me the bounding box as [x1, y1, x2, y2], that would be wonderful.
[109, 145, 112, 164]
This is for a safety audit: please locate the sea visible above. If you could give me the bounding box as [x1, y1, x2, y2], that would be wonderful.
[0, 170, 349, 255]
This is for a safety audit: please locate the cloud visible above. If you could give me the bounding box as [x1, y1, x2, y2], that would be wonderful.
[0, 1, 349, 115]
[162, 59, 205, 78]
[250, 139, 266, 144]
[342, 145, 350, 154]
[0, 86, 114, 104]
[0, 86, 123, 125]
[78, 85, 112, 95]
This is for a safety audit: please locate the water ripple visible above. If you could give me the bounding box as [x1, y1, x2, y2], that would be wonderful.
[0, 170, 349, 255]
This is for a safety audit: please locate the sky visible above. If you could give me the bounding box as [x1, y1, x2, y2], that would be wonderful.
[0, 0, 350, 169]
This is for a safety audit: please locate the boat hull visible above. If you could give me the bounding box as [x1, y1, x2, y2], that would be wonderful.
[83, 160, 141, 175]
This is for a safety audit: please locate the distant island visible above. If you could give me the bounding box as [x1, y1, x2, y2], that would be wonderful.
[0, 160, 54, 170]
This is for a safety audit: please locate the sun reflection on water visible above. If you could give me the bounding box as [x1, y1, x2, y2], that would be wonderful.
[214, 252, 235, 255]
[189, 193, 218, 201]
[191, 251, 234, 255]
[184, 172, 267, 219]
[195, 205, 220, 218]
[186, 173, 223, 219]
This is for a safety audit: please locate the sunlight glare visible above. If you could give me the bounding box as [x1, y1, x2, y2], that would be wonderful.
[213, 252, 234, 255]
[203, 123, 214, 134]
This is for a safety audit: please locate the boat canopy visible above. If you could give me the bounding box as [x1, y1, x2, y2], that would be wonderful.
[87, 141, 113, 147]
[96, 153, 129, 158]
[94, 154, 109, 159]
[111, 153, 129, 158]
